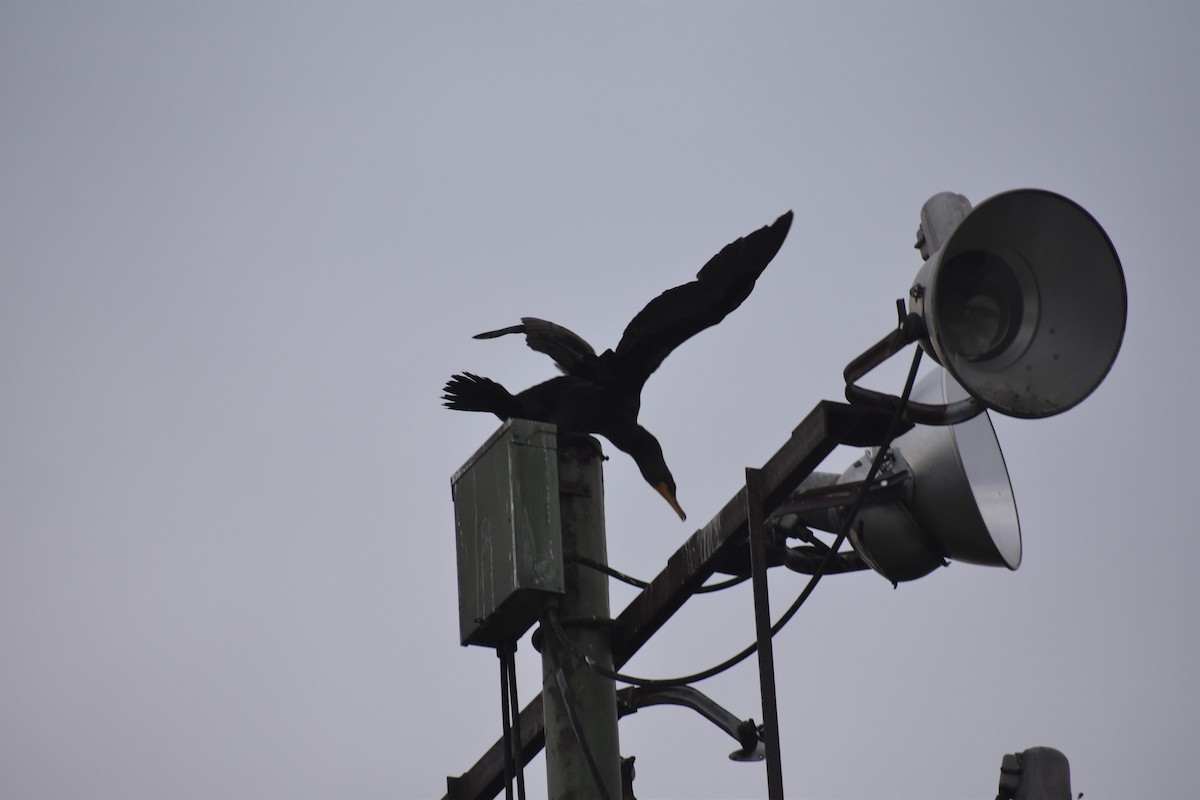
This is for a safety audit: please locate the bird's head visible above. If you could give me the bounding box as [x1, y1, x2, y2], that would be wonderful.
[626, 426, 686, 522]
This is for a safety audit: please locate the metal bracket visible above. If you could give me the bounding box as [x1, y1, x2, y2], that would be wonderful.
[843, 303, 984, 426]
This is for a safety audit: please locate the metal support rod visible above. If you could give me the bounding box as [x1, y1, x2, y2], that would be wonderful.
[746, 467, 785, 800]
[842, 310, 983, 426]
[540, 435, 621, 800]
[616, 686, 765, 760]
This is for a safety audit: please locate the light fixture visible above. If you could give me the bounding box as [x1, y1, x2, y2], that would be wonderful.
[844, 367, 1019, 582]
[846, 189, 1127, 424]
[774, 367, 1019, 584]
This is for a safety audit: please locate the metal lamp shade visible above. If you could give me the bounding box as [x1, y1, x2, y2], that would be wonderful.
[911, 189, 1127, 419]
[842, 368, 1022, 583]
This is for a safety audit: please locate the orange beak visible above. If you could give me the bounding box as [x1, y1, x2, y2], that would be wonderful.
[656, 482, 687, 521]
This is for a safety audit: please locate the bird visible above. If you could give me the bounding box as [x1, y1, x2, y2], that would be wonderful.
[443, 210, 793, 521]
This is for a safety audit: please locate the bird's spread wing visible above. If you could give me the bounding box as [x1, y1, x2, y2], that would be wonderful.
[614, 210, 793, 389]
[474, 316, 598, 375]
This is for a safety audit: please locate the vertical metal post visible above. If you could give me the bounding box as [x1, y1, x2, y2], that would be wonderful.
[541, 435, 621, 800]
[746, 467, 785, 800]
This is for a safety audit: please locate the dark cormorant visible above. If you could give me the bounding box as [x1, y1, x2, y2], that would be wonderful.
[443, 211, 793, 521]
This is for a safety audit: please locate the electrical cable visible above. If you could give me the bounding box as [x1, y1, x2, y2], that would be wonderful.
[505, 645, 526, 800]
[566, 552, 750, 594]
[695, 574, 752, 593]
[564, 553, 648, 588]
[550, 343, 925, 690]
[549, 606, 751, 688]
[497, 646, 514, 800]
[495, 642, 528, 800]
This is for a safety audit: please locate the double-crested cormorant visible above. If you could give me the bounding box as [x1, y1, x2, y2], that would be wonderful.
[443, 211, 793, 521]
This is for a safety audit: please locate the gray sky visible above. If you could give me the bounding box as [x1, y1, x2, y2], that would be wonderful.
[2, 2, 1196, 799]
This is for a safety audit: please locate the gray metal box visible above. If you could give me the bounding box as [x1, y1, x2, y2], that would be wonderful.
[451, 419, 564, 647]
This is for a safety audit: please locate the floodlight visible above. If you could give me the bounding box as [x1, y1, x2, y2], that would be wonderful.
[839, 368, 1020, 582]
[846, 189, 1127, 424]
[775, 367, 1020, 583]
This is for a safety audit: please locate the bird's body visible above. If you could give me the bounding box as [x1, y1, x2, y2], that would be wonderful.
[446, 371, 638, 437]
[443, 211, 794, 520]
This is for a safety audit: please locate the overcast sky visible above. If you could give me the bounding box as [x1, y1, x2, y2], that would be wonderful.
[2, 2, 1197, 799]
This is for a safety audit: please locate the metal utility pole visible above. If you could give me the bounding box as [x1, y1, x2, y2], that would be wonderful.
[540, 434, 622, 800]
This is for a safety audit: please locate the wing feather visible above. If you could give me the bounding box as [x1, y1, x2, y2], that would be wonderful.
[615, 210, 793, 388]
[475, 317, 598, 375]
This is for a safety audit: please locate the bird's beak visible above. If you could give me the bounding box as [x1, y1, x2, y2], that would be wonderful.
[656, 482, 686, 521]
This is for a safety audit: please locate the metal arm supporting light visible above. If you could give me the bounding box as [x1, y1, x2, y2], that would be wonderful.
[843, 303, 986, 425]
[617, 686, 766, 762]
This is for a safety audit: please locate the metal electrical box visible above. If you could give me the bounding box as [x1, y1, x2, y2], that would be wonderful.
[451, 419, 564, 647]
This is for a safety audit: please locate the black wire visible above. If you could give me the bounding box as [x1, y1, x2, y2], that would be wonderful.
[696, 574, 751, 593]
[505, 646, 526, 800]
[543, 617, 616, 800]
[834, 346, 925, 558]
[549, 606, 750, 688]
[550, 345, 926, 690]
[566, 552, 749, 594]
[497, 646, 514, 800]
[565, 553, 648, 588]
[749, 346, 923, 641]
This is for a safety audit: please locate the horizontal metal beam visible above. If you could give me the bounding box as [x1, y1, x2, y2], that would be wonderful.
[445, 694, 544, 800]
[443, 401, 901, 800]
[611, 401, 897, 663]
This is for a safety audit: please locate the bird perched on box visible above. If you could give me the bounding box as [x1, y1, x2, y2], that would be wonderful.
[443, 211, 793, 521]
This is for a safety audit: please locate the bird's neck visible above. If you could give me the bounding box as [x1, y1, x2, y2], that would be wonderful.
[607, 423, 654, 454]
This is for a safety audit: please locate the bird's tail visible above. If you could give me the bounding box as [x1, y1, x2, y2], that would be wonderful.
[442, 372, 519, 419]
